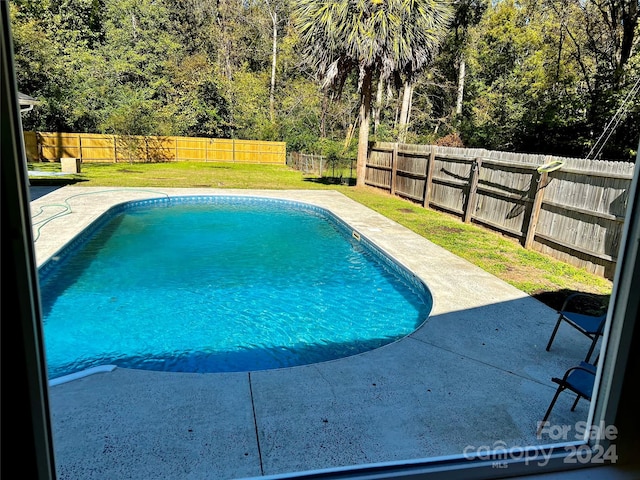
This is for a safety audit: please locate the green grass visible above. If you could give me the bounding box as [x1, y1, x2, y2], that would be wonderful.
[29, 160, 613, 310]
[29, 161, 329, 189]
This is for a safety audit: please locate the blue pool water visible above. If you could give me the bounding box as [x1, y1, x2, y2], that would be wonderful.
[39, 196, 432, 379]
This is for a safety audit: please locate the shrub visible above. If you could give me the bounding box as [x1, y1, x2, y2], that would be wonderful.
[435, 132, 465, 147]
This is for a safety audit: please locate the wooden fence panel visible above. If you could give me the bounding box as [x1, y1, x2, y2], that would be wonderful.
[429, 182, 465, 215]
[429, 153, 473, 214]
[38, 132, 81, 161]
[24, 132, 286, 164]
[23, 130, 38, 161]
[176, 137, 206, 161]
[473, 161, 538, 237]
[233, 139, 285, 164]
[395, 147, 429, 202]
[395, 175, 426, 203]
[366, 142, 635, 279]
[208, 139, 235, 162]
[365, 165, 392, 189]
[77, 134, 121, 162]
[532, 161, 633, 277]
[149, 136, 177, 162]
[365, 146, 393, 189]
[435, 145, 487, 161]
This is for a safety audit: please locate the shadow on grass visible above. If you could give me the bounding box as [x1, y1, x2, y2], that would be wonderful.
[29, 177, 88, 187]
[532, 288, 610, 315]
[303, 176, 356, 186]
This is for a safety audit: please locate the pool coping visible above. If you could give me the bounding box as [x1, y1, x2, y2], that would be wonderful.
[31, 186, 596, 479]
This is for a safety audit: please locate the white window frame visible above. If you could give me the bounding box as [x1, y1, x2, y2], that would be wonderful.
[2, 3, 639, 478]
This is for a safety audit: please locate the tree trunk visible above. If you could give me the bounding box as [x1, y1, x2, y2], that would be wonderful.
[356, 67, 373, 187]
[131, 13, 138, 41]
[373, 75, 384, 135]
[269, 9, 277, 123]
[397, 81, 413, 143]
[604, 0, 638, 85]
[456, 56, 466, 116]
[320, 86, 328, 138]
[216, 1, 233, 80]
[393, 91, 399, 128]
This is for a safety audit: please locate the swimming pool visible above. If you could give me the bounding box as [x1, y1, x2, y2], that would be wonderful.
[39, 196, 433, 379]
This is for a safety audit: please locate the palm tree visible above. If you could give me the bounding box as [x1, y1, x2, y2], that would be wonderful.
[293, 0, 453, 186]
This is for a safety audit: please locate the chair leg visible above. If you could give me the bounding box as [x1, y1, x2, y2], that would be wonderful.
[538, 386, 565, 435]
[571, 395, 581, 411]
[546, 316, 563, 352]
[585, 336, 599, 363]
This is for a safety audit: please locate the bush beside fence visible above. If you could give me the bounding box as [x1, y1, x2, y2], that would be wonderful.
[367, 142, 635, 279]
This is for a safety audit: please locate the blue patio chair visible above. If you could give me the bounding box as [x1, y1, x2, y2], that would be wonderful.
[545, 293, 607, 363]
[537, 362, 597, 435]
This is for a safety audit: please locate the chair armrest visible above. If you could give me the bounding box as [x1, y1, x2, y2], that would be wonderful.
[553, 363, 597, 383]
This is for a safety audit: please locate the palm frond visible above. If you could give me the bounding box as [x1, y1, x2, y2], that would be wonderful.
[293, 0, 454, 91]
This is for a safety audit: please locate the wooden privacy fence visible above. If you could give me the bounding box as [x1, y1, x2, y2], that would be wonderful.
[367, 142, 636, 279]
[23, 131, 286, 164]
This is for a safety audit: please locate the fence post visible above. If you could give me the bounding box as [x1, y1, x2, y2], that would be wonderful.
[390, 143, 398, 194]
[524, 170, 548, 249]
[78, 134, 83, 163]
[463, 157, 482, 223]
[423, 147, 435, 208]
[113, 135, 117, 163]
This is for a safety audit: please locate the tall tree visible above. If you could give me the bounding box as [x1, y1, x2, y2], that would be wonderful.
[451, 0, 486, 116]
[263, 0, 287, 123]
[293, 0, 453, 186]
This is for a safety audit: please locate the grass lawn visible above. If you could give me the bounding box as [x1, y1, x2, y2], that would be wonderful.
[28, 160, 613, 311]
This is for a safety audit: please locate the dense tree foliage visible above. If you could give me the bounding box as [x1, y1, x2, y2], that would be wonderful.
[458, 0, 639, 159]
[10, 0, 639, 161]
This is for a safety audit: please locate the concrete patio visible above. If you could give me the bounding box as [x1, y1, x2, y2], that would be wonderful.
[30, 186, 597, 479]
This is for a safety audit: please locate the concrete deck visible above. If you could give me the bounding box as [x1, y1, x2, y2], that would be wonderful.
[31, 186, 596, 479]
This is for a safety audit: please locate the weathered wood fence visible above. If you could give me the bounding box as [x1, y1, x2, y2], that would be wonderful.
[23, 131, 286, 164]
[367, 142, 636, 279]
